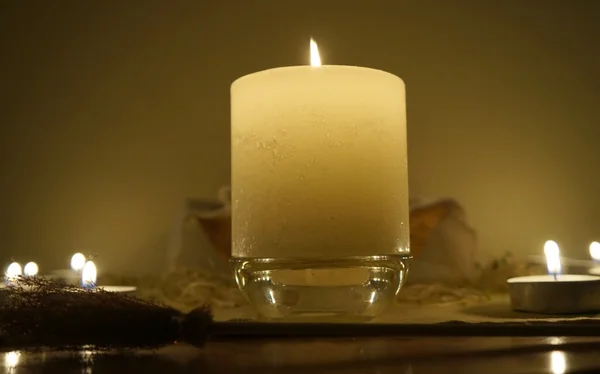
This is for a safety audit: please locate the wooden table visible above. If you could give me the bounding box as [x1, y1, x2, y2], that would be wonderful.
[4, 336, 600, 373]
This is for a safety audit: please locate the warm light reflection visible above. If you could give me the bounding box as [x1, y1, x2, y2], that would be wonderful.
[310, 38, 321, 67]
[71, 253, 87, 272]
[547, 337, 565, 345]
[550, 350, 567, 374]
[5, 262, 21, 284]
[590, 242, 600, 261]
[81, 261, 97, 289]
[4, 351, 20, 369]
[544, 240, 561, 277]
[369, 291, 377, 304]
[23, 262, 38, 277]
[80, 349, 94, 364]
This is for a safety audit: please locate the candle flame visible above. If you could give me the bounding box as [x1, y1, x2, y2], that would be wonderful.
[23, 262, 38, 277]
[81, 260, 97, 288]
[310, 38, 321, 67]
[5, 262, 21, 282]
[544, 240, 561, 277]
[590, 242, 600, 261]
[71, 252, 86, 272]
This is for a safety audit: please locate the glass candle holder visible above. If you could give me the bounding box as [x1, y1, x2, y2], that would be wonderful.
[230, 66, 410, 321]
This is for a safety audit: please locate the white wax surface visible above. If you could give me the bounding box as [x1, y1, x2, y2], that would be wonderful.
[231, 65, 409, 258]
[507, 275, 600, 283]
[589, 267, 600, 276]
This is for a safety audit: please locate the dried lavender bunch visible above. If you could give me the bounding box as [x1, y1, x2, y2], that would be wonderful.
[0, 277, 212, 351]
[100, 267, 246, 313]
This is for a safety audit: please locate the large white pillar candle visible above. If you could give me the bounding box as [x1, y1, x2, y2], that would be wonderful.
[231, 41, 408, 259]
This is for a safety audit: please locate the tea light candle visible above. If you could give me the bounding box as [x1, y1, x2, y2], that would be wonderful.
[508, 240, 600, 314]
[231, 39, 409, 259]
[81, 261, 136, 295]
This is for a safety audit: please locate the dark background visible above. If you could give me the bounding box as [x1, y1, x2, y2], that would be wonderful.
[0, 0, 599, 272]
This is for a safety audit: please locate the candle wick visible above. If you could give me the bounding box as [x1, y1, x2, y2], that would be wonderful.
[553, 274, 558, 281]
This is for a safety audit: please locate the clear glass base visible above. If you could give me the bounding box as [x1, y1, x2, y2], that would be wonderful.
[231, 255, 411, 322]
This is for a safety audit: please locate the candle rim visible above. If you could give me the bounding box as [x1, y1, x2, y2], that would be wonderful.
[231, 65, 404, 88]
[507, 274, 600, 283]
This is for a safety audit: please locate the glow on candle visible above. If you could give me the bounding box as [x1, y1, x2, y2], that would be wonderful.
[544, 240, 561, 279]
[71, 253, 87, 272]
[81, 260, 97, 289]
[5, 262, 22, 284]
[310, 38, 321, 67]
[590, 242, 600, 261]
[23, 262, 39, 277]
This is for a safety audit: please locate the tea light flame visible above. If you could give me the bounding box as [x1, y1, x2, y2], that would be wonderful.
[71, 253, 86, 272]
[23, 262, 38, 277]
[544, 240, 561, 279]
[81, 260, 97, 289]
[590, 241, 600, 261]
[5, 262, 22, 283]
[310, 38, 321, 67]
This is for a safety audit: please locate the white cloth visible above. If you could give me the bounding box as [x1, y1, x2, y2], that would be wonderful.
[167, 188, 479, 285]
[166, 186, 230, 272]
[407, 198, 479, 285]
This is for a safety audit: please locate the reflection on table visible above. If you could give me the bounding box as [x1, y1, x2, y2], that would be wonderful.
[2, 336, 600, 373]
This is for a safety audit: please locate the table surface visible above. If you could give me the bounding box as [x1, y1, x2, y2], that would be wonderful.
[214, 294, 600, 323]
[5, 294, 600, 373]
[3, 336, 600, 373]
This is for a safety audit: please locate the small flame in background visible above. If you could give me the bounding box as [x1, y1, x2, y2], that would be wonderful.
[5, 262, 21, 283]
[590, 241, 600, 261]
[71, 252, 87, 272]
[23, 262, 38, 277]
[81, 261, 97, 288]
[310, 38, 321, 67]
[544, 240, 561, 277]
